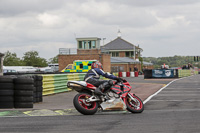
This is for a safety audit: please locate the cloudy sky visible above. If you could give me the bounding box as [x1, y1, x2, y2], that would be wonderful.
[0, 0, 200, 59]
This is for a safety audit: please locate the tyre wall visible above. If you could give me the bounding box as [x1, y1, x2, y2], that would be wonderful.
[0, 72, 119, 109]
[0, 76, 15, 108]
[14, 77, 34, 108]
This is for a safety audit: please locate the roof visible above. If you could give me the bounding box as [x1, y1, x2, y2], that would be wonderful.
[102, 37, 142, 50]
[111, 57, 140, 64]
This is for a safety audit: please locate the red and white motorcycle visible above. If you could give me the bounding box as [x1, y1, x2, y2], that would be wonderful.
[67, 79, 144, 115]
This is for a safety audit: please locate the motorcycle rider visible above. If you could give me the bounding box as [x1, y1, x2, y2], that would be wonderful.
[84, 61, 122, 95]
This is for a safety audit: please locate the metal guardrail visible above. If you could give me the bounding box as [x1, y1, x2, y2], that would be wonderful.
[42, 73, 86, 96]
[59, 48, 77, 55]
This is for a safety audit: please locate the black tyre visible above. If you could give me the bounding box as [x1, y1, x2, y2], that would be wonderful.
[0, 96, 14, 102]
[36, 76, 43, 81]
[126, 94, 144, 113]
[73, 93, 98, 115]
[14, 102, 33, 108]
[0, 102, 14, 108]
[14, 84, 34, 90]
[0, 77, 13, 83]
[14, 96, 33, 102]
[14, 78, 34, 84]
[14, 90, 33, 96]
[38, 97, 43, 102]
[0, 90, 14, 96]
[0, 83, 14, 90]
[34, 81, 42, 87]
[36, 92, 42, 98]
[36, 87, 43, 92]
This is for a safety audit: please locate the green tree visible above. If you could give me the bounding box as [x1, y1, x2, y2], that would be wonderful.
[48, 55, 58, 64]
[3, 51, 24, 66]
[22, 51, 48, 67]
[143, 55, 198, 69]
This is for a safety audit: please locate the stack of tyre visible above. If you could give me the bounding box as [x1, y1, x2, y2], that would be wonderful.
[33, 75, 43, 103]
[14, 77, 34, 108]
[0, 76, 15, 108]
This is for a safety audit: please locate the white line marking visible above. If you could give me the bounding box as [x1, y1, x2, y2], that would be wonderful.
[150, 100, 200, 102]
[143, 77, 187, 104]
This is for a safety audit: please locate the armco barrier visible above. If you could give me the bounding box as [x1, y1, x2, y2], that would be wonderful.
[42, 73, 86, 96]
[42, 72, 119, 96]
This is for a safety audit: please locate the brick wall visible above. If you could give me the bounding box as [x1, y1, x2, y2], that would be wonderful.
[77, 49, 101, 55]
[119, 51, 125, 57]
[101, 54, 111, 72]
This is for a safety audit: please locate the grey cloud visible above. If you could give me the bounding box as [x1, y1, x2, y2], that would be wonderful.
[0, 0, 66, 16]
[0, 0, 200, 59]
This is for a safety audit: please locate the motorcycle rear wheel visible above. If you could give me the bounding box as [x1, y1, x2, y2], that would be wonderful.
[73, 93, 98, 115]
[126, 94, 144, 113]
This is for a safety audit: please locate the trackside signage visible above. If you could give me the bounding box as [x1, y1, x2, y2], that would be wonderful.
[152, 69, 174, 78]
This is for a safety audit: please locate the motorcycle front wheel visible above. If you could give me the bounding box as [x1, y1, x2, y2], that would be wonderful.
[125, 94, 144, 113]
[73, 93, 98, 115]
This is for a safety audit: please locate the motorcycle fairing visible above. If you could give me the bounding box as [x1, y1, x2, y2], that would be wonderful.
[111, 84, 131, 95]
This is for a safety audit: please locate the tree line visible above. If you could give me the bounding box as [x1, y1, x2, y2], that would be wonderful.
[3, 51, 58, 67]
[143, 55, 200, 69]
[3, 51, 199, 69]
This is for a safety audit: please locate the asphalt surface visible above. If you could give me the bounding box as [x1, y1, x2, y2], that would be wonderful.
[0, 75, 174, 116]
[0, 75, 200, 133]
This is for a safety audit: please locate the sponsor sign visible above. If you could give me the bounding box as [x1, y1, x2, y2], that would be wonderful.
[152, 69, 174, 78]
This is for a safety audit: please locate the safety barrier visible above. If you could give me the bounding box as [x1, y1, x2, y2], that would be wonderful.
[119, 72, 137, 77]
[178, 69, 198, 78]
[144, 69, 198, 79]
[42, 73, 86, 96]
[42, 73, 119, 95]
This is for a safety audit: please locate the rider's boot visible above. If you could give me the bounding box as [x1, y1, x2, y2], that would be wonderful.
[94, 84, 105, 95]
[94, 81, 113, 96]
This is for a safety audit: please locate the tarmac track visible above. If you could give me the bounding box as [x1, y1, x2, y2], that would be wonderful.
[0, 75, 200, 133]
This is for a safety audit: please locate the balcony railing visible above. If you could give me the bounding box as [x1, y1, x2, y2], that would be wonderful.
[59, 48, 110, 55]
[59, 48, 77, 55]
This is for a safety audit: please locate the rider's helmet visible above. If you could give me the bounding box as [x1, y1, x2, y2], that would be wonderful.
[91, 61, 103, 70]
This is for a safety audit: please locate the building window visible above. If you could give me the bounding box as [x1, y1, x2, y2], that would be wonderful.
[78, 40, 96, 49]
[92, 41, 96, 48]
[125, 51, 134, 57]
[125, 52, 130, 57]
[79, 41, 82, 49]
[83, 41, 87, 49]
[78, 41, 87, 49]
[110, 52, 119, 57]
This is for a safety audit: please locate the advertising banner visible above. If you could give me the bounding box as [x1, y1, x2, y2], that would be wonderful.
[152, 69, 174, 78]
